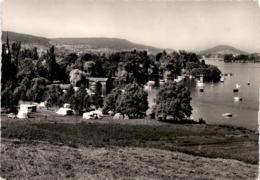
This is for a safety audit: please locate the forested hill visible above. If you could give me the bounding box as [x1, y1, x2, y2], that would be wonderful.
[2, 31, 50, 46]
[199, 45, 247, 55]
[2, 31, 162, 54]
[50, 38, 162, 53]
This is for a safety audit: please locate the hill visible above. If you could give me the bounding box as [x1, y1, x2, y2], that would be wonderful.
[199, 45, 247, 55]
[2, 31, 50, 47]
[50, 37, 161, 54]
[2, 31, 162, 54]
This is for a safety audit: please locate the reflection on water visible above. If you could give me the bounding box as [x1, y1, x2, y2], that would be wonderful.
[147, 60, 260, 130]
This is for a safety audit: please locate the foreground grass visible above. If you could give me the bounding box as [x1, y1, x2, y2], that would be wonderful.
[1, 140, 258, 180]
[1, 120, 258, 164]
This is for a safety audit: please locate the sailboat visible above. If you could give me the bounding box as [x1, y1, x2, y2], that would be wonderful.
[233, 86, 242, 102]
[197, 75, 204, 87]
[247, 70, 250, 85]
[233, 83, 240, 92]
[234, 96, 242, 102]
[220, 76, 225, 83]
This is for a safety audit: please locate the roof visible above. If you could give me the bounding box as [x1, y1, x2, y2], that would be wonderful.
[47, 84, 71, 89]
[87, 77, 108, 82]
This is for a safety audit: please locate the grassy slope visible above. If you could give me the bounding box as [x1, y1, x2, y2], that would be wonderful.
[1, 139, 258, 180]
[1, 118, 258, 164]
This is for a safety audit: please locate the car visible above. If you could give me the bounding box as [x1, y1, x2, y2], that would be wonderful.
[7, 113, 16, 119]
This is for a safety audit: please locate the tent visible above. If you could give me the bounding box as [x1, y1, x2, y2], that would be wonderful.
[39, 102, 46, 108]
[56, 108, 73, 116]
[83, 112, 94, 120]
[63, 103, 71, 108]
[17, 108, 29, 119]
[108, 110, 114, 116]
[113, 113, 123, 120]
[83, 109, 103, 120]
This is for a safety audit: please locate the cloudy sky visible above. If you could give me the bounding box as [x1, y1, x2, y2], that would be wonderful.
[2, 0, 260, 52]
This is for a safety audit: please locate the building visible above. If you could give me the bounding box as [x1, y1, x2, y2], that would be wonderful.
[86, 77, 114, 96]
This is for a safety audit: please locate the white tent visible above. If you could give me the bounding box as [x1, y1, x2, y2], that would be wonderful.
[83, 112, 94, 120]
[17, 112, 28, 119]
[63, 103, 71, 108]
[39, 102, 46, 108]
[113, 113, 123, 120]
[108, 110, 114, 116]
[83, 109, 103, 120]
[17, 108, 29, 119]
[93, 109, 103, 118]
[56, 108, 73, 116]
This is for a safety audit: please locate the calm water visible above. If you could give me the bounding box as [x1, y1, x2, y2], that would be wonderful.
[190, 60, 260, 130]
[147, 60, 260, 130]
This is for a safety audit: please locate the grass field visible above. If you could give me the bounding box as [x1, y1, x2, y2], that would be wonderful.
[1, 139, 258, 180]
[1, 110, 258, 179]
[1, 116, 258, 164]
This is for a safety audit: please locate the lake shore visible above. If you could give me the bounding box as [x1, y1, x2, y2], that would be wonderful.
[1, 116, 258, 179]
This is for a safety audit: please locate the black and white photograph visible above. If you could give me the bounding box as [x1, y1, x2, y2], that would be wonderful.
[1, 0, 259, 179]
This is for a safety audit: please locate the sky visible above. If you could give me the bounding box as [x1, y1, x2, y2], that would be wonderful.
[2, 0, 260, 52]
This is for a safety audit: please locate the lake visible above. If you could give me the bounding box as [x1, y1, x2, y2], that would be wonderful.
[147, 60, 260, 130]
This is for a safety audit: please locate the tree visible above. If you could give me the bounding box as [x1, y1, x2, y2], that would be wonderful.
[69, 69, 87, 87]
[83, 61, 96, 76]
[27, 77, 49, 102]
[70, 87, 90, 115]
[155, 81, 192, 121]
[46, 46, 58, 80]
[1, 81, 19, 110]
[116, 83, 148, 119]
[46, 85, 63, 108]
[103, 87, 122, 113]
[16, 58, 36, 80]
[12, 75, 32, 102]
[1, 43, 18, 84]
[62, 85, 75, 104]
[90, 94, 103, 109]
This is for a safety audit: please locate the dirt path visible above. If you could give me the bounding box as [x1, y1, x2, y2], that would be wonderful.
[1, 139, 258, 180]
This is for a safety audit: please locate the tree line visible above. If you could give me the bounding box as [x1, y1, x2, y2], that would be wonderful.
[1, 39, 221, 121]
[224, 54, 260, 63]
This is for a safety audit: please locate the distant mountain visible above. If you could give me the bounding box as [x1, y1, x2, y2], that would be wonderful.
[2, 31, 162, 54]
[2, 31, 50, 46]
[50, 38, 162, 54]
[199, 45, 247, 55]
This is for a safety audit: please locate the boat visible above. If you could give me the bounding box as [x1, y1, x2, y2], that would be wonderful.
[233, 83, 240, 92]
[220, 76, 225, 83]
[222, 113, 232, 118]
[197, 81, 204, 87]
[247, 82, 250, 85]
[197, 75, 204, 87]
[234, 96, 242, 102]
[233, 89, 239, 92]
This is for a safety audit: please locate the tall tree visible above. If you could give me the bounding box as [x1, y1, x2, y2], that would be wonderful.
[46, 46, 58, 80]
[155, 81, 192, 121]
[71, 87, 90, 115]
[116, 83, 148, 118]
